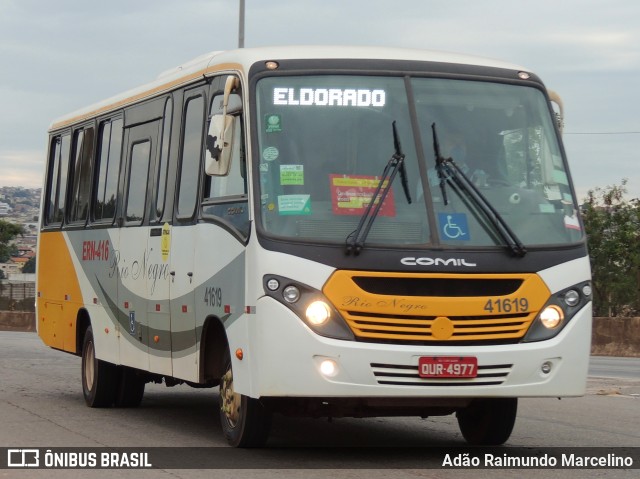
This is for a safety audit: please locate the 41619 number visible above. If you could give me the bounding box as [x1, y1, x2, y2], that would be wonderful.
[203, 286, 222, 308]
[484, 297, 529, 314]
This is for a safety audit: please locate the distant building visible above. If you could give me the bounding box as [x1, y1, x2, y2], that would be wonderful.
[0, 202, 12, 216]
[0, 262, 22, 276]
[14, 247, 35, 258]
[8, 273, 36, 282]
[9, 257, 29, 268]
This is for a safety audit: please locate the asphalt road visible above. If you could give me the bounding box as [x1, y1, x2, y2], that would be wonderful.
[589, 356, 640, 380]
[0, 331, 638, 479]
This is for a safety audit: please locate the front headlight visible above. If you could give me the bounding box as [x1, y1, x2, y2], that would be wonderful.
[306, 301, 331, 325]
[523, 281, 591, 342]
[263, 275, 354, 341]
[539, 305, 564, 329]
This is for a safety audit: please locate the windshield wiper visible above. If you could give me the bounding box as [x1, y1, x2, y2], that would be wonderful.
[346, 121, 412, 255]
[431, 122, 527, 257]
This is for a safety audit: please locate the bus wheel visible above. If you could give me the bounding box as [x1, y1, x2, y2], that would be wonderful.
[81, 326, 117, 407]
[114, 367, 146, 408]
[219, 349, 271, 447]
[456, 398, 517, 445]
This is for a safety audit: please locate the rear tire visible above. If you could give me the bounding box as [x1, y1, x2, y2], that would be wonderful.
[456, 398, 517, 445]
[219, 349, 271, 447]
[114, 367, 146, 408]
[81, 326, 117, 407]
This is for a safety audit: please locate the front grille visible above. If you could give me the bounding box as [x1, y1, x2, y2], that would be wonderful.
[323, 270, 549, 345]
[371, 362, 512, 386]
[346, 311, 534, 342]
[353, 276, 523, 297]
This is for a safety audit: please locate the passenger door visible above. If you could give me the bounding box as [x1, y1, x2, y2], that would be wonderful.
[169, 87, 207, 382]
[118, 120, 160, 372]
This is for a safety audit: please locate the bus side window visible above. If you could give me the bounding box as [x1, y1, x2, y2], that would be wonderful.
[45, 133, 71, 225]
[125, 140, 152, 224]
[202, 115, 249, 237]
[176, 94, 205, 220]
[69, 127, 94, 223]
[93, 118, 123, 222]
[154, 98, 173, 221]
[202, 85, 248, 237]
[204, 115, 246, 199]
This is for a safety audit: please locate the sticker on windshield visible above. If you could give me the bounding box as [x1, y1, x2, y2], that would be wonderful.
[544, 184, 562, 201]
[265, 114, 282, 133]
[278, 195, 312, 215]
[552, 170, 569, 185]
[538, 204, 555, 213]
[262, 146, 279, 162]
[280, 165, 304, 185]
[438, 213, 470, 241]
[330, 174, 396, 216]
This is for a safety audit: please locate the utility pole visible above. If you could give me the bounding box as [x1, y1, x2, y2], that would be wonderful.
[238, 0, 245, 48]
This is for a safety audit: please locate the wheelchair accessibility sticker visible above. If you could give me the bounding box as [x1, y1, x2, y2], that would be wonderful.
[438, 213, 470, 241]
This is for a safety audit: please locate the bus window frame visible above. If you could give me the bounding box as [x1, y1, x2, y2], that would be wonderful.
[68, 124, 96, 227]
[199, 74, 250, 242]
[91, 115, 124, 227]
[175, 85, 207, 224]
[151, 96, 174, 224]
[43, 129, 72, 229]
[124, 138, 150, 226]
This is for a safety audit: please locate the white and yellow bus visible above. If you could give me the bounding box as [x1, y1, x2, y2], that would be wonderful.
[37, 46, 592, 447]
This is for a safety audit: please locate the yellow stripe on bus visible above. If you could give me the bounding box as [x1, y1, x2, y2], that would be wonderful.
[37, 231, 84, 353]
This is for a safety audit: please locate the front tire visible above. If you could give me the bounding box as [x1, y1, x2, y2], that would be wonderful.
[219, 349, 271, 447]
[456, 398, 517, 445]
[81, 326, 117, 407]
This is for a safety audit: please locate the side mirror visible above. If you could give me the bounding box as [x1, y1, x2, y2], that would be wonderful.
[205, 77, 242, 176]
[548, 90, 564, 134]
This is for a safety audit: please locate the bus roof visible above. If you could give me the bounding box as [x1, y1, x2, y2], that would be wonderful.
[49, 46, 530, 131]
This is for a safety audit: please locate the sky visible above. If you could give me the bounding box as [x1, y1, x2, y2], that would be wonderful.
[1, 0, 639, 201]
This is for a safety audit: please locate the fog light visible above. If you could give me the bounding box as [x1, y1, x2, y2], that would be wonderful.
[563, 290, 580, 307]
[541, 361, 552, 374]
[266, 278, 280, 291]
[540, 305, 564, 329]
[582, 284, 592, 297]
[283, 285, 300, 303]
[306, 301, 331, 325]
[319, 359, 338, 377]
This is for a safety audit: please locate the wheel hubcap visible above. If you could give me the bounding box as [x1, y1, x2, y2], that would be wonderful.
[84, 341, 95, 390]
[220, 366, 241, 427]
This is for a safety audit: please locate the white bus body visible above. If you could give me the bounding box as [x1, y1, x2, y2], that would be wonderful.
[38, 46, 591, 447]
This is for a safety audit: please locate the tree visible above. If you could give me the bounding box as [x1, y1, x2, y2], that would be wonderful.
[0, 220, 24, 263]
[22, 256, 36, 274]
[581, 180, 640, 317]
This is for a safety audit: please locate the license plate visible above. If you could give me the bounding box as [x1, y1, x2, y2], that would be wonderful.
[418, 356, 478, 378]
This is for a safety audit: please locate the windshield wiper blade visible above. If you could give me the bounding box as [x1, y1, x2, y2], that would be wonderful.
[346, 121, 411, 255]
[431, 123, 449, 206]
[431, 123, 527, 257]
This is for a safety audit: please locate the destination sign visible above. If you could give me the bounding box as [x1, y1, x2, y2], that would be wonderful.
[273, 88, 386, 107]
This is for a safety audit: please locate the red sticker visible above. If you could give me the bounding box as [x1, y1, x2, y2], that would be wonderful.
[329, 174, 396, 216]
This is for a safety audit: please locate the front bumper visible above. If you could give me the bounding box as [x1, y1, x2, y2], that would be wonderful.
[238, 297, 591, 399]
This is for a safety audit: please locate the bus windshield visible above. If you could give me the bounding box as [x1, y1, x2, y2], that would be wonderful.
[255, 75, 581, 248]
